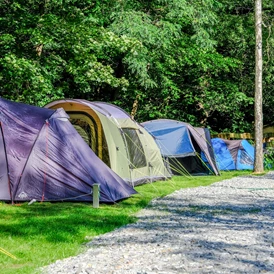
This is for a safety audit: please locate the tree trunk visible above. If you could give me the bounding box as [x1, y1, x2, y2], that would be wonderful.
[254, 0, 264, 173]
[131, 94, 140, 119]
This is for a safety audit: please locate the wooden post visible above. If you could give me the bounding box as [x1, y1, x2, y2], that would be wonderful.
[92, 184, 100, 208]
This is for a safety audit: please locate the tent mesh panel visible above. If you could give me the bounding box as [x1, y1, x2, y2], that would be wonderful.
[240, 150, 254, 165]
[122, 128, 147, 169]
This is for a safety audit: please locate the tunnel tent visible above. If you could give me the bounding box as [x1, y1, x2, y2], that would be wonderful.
[0, 97, 137, 203]
[45, 99, 171, 186]
[141, 119, 219, 176]
[211, 138, 254, 170]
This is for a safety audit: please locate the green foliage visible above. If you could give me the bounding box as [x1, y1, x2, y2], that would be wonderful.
[0, 54, 62, 105]
[264, 147, 274, 170]
[107, 0, 258, 130]
[0, 0, 137, 106]
[0, 0, 274, 131]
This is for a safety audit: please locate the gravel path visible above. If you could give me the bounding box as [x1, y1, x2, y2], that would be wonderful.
[42, 172, 274, 274]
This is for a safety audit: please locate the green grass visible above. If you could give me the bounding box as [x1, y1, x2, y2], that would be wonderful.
[0, 171, 251, 274]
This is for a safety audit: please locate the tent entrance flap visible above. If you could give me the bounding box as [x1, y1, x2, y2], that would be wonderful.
[68, 112, 111, 168]
[167, 156, 211, 175]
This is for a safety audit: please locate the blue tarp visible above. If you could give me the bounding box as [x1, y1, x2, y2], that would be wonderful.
[212, 138, 254, 170]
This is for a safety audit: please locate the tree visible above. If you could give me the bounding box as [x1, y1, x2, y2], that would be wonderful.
[254, 0, 264, 173]
[0, 1, 136, 106]
[107, 0, 253, 131]
[0, 0, 274, 135]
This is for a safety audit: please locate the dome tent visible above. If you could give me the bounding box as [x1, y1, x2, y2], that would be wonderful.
[0, 98, 137, 203]
[211, 138, 254, 170]
[141, 119, 219, 176]
[45, 99, 171, 186]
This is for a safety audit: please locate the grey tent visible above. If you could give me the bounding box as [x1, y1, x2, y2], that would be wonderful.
[142, 119, 219, 176]
[0, 98, 137, 203]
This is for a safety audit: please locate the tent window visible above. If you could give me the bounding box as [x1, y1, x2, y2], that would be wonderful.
[240, 150, 254, 165]
[122, 128, 146, 169]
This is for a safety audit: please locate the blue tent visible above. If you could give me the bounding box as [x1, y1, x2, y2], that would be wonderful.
[211, 138, 254, 170]
[141, 119, 219, 176]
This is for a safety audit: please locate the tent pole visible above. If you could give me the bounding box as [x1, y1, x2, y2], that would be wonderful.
[149, 162, 152, 183]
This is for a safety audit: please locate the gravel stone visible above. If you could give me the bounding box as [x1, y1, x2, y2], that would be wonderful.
[41, 172, 274, 274]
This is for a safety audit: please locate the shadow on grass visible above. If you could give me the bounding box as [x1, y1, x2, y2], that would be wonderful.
[0, 202, 137, 243]
[0, 171, 255, 244]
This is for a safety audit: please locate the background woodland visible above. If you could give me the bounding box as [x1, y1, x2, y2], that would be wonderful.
[1, 0, 274, 133]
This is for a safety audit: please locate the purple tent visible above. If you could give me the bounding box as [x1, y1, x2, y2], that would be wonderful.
[0, 98, 137, 203]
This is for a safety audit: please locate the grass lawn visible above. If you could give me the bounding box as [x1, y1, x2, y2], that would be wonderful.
[0, 171, 252, 274]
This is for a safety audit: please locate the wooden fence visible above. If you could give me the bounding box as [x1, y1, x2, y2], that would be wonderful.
[211, 130, 274, 145]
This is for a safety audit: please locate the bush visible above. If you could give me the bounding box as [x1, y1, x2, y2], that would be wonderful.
[264, 147, 274, 170]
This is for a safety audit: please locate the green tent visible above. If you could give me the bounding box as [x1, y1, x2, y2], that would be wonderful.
[45, 99, 171, 186]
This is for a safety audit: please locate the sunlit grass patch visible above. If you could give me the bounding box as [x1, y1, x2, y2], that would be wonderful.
[0, 170, 251, 274]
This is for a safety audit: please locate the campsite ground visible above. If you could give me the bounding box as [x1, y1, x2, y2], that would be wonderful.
[0, 171, 253, 274]
[43, 171, 274, 273]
